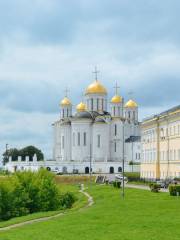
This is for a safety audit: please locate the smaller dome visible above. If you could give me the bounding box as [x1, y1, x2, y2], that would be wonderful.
[125, 99, 138, 108]
[76, 102, 86, 112]
[111, 95, 122, 104]
[60, 97, 71, 106]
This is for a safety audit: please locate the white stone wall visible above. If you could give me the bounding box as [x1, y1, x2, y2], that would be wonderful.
[71, 119, 92, 162]
[92, 122, 110, 162]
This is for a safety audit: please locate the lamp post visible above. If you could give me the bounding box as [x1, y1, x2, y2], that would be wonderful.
[89, 143, 92, 186]
[121, 98, 125, 198]
[4, 143, 9, 166]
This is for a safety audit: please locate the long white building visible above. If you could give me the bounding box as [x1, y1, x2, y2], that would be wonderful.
[53, 75, 141, 174]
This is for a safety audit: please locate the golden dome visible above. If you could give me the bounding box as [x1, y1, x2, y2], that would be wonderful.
[125, 99, 138, 108]
[85, 80, 107, 95]
[76, 102, 86, 112]
[111, 95, 122, 104]
[60, 97, 71, 106]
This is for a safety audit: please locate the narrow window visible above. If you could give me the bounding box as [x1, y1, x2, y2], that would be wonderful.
[128, 111, 131, 118]
[102, 99, 104, 110]
[62, 109, 64, 118]
[97, 99, 99, 110]
[91, 99, 93, 111]
[115, 124, 117, 136]
[114, 142, 116, 152]
[62, 136, 64, 149]
[97, 135, 101, 148]
[113, 107, 115, 116]
[73, 133, 75, 146]
[67, 108, 69, 117]
[78, 132, 80, 146]
[83, 132, 87, 146]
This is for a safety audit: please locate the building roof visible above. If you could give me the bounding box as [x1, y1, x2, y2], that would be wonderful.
[143, 105, 180, 122]
[125, 136, 141, 142]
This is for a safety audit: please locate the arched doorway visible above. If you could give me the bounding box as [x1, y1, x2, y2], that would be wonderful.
[46, 167, 51, 171]
[118, 167, 122, 173]
[85, 167, 89, 174]
[109, 166, 114, 174]
[62, 166, 67, 174]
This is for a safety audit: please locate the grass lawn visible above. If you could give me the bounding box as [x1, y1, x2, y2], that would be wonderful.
[1, 185, 180, 240]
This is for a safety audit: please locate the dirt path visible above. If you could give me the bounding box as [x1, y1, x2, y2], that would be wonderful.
[0, 184, 94, 232]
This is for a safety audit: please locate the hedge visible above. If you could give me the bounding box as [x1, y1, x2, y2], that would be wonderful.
[149, 183, 160, 192]
[169, 184, 180, 196]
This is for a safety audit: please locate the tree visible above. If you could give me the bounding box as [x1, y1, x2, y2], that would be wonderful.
[2, 146, 44, 164]
[19, 146, 44, 161]
[2, 148, 19, 165]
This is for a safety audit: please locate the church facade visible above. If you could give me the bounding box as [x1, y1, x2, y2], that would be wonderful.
[53, 76, 141, 174]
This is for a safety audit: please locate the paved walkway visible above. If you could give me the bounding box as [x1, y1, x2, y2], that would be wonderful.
[0, 184, 94, 232]
[126, 183, 168, 192]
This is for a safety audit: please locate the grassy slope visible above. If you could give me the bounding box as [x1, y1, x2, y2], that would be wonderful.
[0, 184, 87, 228]
[1, 185, 180, 240]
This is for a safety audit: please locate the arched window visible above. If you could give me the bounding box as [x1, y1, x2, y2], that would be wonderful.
[113, 106, 115, 116]
[97, 98, 99, 110]
[91, 99, 93, 111]
[78, 132, 80, 146]
[115, 124, 117, 136]
[73, 132, 75, 146]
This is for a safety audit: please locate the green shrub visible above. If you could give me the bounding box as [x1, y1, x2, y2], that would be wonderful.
[0, 181, 13, 220]
[59, 192, 76, 209]
[149, 183, 160, 192]
[124, 172, 140, 182]
[169, 184, 180, 196]
[113, 181, 121, 188]
[0, 169, 76, 221]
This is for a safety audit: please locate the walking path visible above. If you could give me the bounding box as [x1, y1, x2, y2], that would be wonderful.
[0, 184, 94, 232]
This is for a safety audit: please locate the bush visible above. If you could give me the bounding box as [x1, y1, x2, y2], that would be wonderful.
[124, 172, 140, 182]
[0, 169, 76, 221]
[113, 181, 121, 188]
[59, 192, 76, 209]
[149, 183, 160, 192]
[169, 184, 180, 196]
[0, 182, 13, 220]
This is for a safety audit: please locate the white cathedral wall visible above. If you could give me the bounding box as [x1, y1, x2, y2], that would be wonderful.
[71, 120, 92, 162]
[53, 122, 61, 161]
[110, 119, 123, 161]
[59, 123, 71, 161]
[92, 123, 110, 162]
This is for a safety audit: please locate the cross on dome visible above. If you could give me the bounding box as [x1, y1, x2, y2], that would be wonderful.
[92, 66, 100, 81]
[64, 87, 70, 97]
[113, 82, 120, 95]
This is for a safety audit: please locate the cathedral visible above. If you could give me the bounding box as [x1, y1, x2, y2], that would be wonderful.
[53, 72, 141, 174]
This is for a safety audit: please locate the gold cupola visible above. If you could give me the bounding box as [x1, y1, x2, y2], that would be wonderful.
[111, 95, 122, 104]
[60, 97, 72, 106]
[85, 80, 107, 95]
[125, 99, 138, 108]
[76, 102, 86, 112]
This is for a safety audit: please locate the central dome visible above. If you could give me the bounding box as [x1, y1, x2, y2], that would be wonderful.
[111, 95, 122, 103]
[85, 80, 107, 95]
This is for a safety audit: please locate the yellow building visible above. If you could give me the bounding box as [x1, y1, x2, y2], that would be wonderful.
[141, 105, 180, 180]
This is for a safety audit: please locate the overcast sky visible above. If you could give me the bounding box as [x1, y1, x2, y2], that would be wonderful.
[0, 0, 180, 159]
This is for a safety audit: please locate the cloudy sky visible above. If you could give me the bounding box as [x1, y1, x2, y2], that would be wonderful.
[0, 0, 180, 159]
